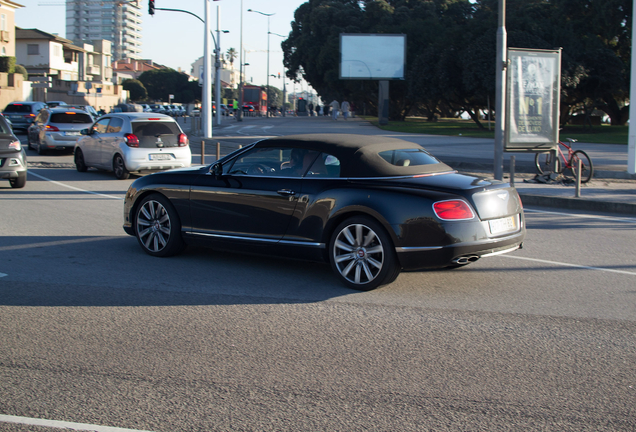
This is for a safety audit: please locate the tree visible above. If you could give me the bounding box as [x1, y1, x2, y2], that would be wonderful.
[226, 48, 238, 68]
[138, 69, 201, 103]
[122, 79, 148, 102]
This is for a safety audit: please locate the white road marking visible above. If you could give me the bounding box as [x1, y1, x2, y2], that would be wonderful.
[524, 208, 636, 223]
[503, 255, 636, 276]
[28, 171, 123, 200]
[0, 272, 7, 278]
[0, 414, 156, 432]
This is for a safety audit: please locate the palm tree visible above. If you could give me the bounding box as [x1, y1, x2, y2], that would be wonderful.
[226, 48, 237, 68]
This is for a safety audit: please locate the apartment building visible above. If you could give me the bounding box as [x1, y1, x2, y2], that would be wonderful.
[65, 0, 142, 61]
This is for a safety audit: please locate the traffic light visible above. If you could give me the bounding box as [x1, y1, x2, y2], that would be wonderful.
[278, 72, 281, 79]
[149, 0, 155, 15]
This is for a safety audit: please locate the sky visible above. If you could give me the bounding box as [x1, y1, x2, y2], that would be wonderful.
[15, 0, 312, 92]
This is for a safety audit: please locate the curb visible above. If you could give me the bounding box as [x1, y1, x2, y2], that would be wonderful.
[518, 193, 636, 215]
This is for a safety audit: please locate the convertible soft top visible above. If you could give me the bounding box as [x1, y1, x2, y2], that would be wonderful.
[255, 134, 454, 178]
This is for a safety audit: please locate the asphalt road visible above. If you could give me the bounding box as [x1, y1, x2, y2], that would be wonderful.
[1, 129, 635, 431]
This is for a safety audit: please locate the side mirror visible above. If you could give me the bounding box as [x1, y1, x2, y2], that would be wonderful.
[211, 162, 223, 179]
[80, 129, 90, 135]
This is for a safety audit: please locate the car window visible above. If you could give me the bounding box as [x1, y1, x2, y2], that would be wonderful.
[50, 112, 93, 124]
[92, 118, 110, 134]
[106, 117, 123, 133]
[306, 153, 341, 178]
[0, 117, 12, 134]
[131, 121, 181, 148]
[378, 148, 441, 167]
[225, 147, 322, 177]
[4, 104, 32, 113]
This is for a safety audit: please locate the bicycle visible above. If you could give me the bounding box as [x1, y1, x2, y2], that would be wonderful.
[534, 138, 594, 183]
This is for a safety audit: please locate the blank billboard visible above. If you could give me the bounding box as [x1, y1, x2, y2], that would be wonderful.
[340, 34, 406, 80]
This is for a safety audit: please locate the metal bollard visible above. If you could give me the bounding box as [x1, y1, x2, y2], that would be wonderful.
[201, 140, 205, 165]
[216, 142, 220, 161]
[575, 158, 582, 198]
[509, 155, 515, 187]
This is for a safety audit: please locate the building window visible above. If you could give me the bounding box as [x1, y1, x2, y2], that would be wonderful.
[1, 47, 5, 56]
[27, 44, 39, 55]
[1, 14, 6, 31]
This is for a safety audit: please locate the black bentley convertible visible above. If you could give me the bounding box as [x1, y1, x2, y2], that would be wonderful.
[123, 134, 525, 290]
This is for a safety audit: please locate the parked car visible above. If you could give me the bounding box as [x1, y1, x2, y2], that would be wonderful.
[46, 101, 68, 108]
[150, 104, 167, 114]
[27, 107, 94, 155]
[74, 112, 191, 180]
[2, 101, 48, 131]
[122, 134, 526, 290]
[0, 114, 27, 188]
[174, 105, 186, 117]
[140, 104, 153, 113]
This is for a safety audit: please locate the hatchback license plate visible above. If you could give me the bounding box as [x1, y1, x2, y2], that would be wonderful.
[150, 153, 173, 161]
[489, 216, 517, 235]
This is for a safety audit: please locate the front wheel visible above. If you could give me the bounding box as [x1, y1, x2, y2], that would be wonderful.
[535, 151, 561, 175]
[329, 216, 400, 291]
[113, 154, 130, 180]
[568, 150, 593, 183]
[135, 194, 185, 257]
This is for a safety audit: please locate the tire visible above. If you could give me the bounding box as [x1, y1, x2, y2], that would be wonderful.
[568, 150, 593, 183]
[9, 172, 26, 189]
[113, 154, 130, 180]
[75, 148, 88, 172]
[135, 194, 185, 257]
[535, 151, 561, 175]
[329, 216, 400, 291]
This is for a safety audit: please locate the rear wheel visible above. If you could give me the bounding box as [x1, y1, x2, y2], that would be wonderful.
[329, 216, 400, 291]
[9, 172, 26, 189]
[75, 148, 88, 172]
[568, 150, 593, 183]
[113, 154, 130, 179]
[135, 194, 185, 257]
[535, 151, 561, 175]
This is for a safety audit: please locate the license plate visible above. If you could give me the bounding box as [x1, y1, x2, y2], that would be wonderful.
[489, 216, 517, 235]
[10, 115, 20, 119]
[149, 153, 173, 161]
[65, 131, 81, 136]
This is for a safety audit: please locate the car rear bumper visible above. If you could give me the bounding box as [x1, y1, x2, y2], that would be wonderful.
[396, 230, 525, 270]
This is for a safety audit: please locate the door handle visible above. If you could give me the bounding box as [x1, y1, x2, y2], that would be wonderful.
[277, 189, 296, 196]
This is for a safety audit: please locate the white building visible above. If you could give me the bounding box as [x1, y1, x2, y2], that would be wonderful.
[191, 56, 239, 89]
[65, 0, 142, 61]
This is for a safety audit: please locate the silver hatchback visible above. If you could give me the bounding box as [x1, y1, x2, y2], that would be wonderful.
[74, 113, 191, 179]
[27, 107, 94, 154]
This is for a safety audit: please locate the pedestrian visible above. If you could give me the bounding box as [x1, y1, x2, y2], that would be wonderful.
[330, 99, 340, 120]
[341, 99, 351, 120]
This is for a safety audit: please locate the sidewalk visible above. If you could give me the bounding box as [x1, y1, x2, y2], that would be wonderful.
[178, 116, 636, 215]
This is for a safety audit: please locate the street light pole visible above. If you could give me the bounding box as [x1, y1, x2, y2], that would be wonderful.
[203, 0, 212, 138]
[270, 32, 287, 117]
[237, 0, 243, 122]
[215, 5, 222, 126]
[248, 9, 274, 117]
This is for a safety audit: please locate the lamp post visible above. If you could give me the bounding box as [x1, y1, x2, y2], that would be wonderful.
[237, 0, 244, 122]
[248, 9, 275, 117]
[269, 32, 286, 117]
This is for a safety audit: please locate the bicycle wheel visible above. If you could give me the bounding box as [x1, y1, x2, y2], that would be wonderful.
[568, 150, 593, 183]
[535, 152, 561, 175]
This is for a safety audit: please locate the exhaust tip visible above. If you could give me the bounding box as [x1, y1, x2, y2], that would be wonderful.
[452, 255, 480, 265]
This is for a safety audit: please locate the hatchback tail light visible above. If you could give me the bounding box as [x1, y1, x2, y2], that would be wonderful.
[433, 200, 475, 220]
[178, 133, 188, 147]
[124, 133, 139, 147]
[45, 125, 60, 132]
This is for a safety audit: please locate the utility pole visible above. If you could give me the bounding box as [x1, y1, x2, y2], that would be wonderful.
[203, 0, 212, 137]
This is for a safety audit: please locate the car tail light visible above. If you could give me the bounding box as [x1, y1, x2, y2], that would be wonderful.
[178, 133, 188, 147]
[25, 113, 36, 118]
[433, 200, 475, 220]
[45, 125, 60, 132]
[124, 133, 139, 147]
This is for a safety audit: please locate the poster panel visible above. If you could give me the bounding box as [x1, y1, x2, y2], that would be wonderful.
[505, 48, 561, 152]
[340, 34, 406, 80]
